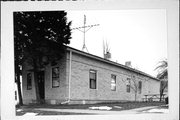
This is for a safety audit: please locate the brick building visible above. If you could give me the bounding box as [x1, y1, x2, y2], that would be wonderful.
[22, 46, 160, 104]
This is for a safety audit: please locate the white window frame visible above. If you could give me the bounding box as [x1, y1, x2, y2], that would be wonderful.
[89, 69, 97, 89]
[111, 74, 116, 91]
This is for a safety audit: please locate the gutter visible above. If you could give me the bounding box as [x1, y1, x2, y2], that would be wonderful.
[68, 50, 72, 102]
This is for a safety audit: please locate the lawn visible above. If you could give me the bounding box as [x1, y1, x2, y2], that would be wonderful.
[16, 109, 91, 116]
[16, 101, 167, 116]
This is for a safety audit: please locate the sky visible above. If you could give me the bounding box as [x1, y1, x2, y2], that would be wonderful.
[66, 10, 167, 77]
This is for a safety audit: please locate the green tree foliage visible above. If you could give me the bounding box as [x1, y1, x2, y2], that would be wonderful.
[14, 11, 72, 104]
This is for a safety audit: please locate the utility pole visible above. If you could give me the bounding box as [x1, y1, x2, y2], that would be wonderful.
[72, 15, 99, 53]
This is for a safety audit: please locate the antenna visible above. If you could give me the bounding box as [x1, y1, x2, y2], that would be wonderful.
[72, 15, 99, 53]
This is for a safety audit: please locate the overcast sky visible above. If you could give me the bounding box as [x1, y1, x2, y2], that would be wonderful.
[66, 10, 167, 77]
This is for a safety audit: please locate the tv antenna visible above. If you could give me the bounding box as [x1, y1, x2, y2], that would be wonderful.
[72, 15, 99, 53]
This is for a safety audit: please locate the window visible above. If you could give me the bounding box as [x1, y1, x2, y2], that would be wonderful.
[27, 73, 32, 90]
[52, 67, 60, 88]
[89, 70, 97, 89]
[111, 74, 116, 91]
[126, 78, 130, 93]
[138, 81, 142, 94]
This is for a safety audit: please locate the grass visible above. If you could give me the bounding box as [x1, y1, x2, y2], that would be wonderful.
[16, 101, 167, 116]
[16, 110, 92, 116]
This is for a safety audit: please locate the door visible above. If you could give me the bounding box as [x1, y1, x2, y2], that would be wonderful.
[37, 71, 45, 100]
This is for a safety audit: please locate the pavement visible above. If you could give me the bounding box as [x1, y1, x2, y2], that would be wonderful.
[30, 105, 168, 115]
[17, 104, 169, 116]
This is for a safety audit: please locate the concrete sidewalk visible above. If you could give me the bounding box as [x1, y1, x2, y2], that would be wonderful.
[34, 106, 160, 115]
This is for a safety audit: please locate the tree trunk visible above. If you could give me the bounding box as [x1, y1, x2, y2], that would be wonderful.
[135, 91, 137, 101]
[16, 66, 23, 105]
[33, 59, 41, 104]
[160, 88, 164, 102]
[159, 80, 166, 102]
[159, 91, 162, 102]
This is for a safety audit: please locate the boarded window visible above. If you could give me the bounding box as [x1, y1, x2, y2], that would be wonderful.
[111, 74, 116, 91]
[52, 67, 60, 88]
[138, 81, 142, 94]
[89, 70, 97, 89]
[27, 73, 32, 90]
[126, 78, 130, 93]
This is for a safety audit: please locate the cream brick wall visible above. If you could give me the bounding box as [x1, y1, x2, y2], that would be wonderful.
[22, 49, 160, 104]
[22, 62, 36, 104]
[44, 57, 69, 104]
[68, 52, 160, 103]
[22, 55, 69, 104]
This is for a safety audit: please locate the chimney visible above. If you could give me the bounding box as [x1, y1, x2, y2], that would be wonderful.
[103, 40, 111, 60]
[104, 52, 111, 60]
[125, 61, 132, 67]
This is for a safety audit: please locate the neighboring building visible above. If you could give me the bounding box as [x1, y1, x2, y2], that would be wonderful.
[22, 46, 160, 105]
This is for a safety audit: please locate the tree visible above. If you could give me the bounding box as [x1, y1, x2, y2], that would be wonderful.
[155, 59, 168, 79]
[123, 75, 141, 101]
[14, 11, 72, 104]
[129, 75, 141, 101]
[14, 42, 23, 105]
[155, 59, 168, 101]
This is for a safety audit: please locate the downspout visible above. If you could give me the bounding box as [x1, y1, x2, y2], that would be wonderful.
[61, 50, 72, 104]
[68, 50, 72, 102]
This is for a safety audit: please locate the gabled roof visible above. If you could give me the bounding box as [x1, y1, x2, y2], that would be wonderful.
[66, 46, 159, 81]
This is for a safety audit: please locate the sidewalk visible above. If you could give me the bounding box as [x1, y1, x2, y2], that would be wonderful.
[17, 103, 168, 116]
[33, 106, 162, 115]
